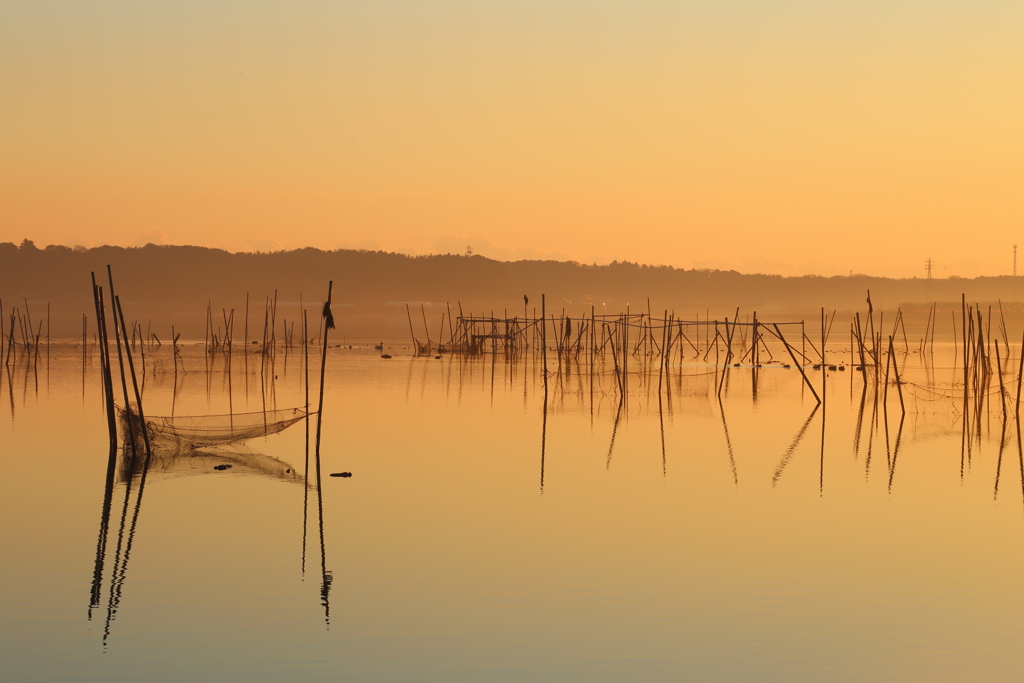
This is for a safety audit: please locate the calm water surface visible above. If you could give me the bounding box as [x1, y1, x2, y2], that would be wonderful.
[2, 343, 1024, 682]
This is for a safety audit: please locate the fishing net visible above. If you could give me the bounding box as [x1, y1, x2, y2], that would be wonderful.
[120, 406, 308, 450]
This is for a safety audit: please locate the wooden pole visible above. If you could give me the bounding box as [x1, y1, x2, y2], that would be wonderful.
[1016, 326, 1024, 418]
[421, 304, 432, 353]
[541, 294, 547, 377]
[106, 285, 137, 456]
[314, 281, 334, 477]
[996, 338, 1007, 422]
[406, 303, 417, 352]
[962, 294, 969, 402]
[90, 273, 118, 451]
[889, 336, 905, 415]
[113, 293, 153, 460]
[302, 309, 310, 575]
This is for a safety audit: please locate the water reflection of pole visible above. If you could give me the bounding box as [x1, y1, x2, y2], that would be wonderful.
[994, 417, 1008, 500]
[717, 397, 738, 486]
[819, 402, 826, 496]
[853, 380, 868, 459]
[7, 362, 15, 420]
[772, 404, 819, 486]
[317, 460, 332, 628]
[883, 389, 892, 471]
[866, 373, 879, 478]
[658, 390, 667, 478]
[960, 394, 972, 481]
[1016, 419, 1024, 511]
[605, 395, 624, 470]
[887, 412, 905, 493]
[103, 447, 136, 644]
[89, 443, 118, 619]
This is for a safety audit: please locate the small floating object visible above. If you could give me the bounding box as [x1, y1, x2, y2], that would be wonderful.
[434, 355, 442, 359]
[213, 464, 232, 471]
[812, 364, 821, 370]
[783, 364, 791, 368]
[828, 365, 837, 371]
[856, 366, 864, 371]
[381, 354, 392, 359]
[733, 363, 741, 367]
[330, 472, 353, 478]
[838, 366, 846, 371]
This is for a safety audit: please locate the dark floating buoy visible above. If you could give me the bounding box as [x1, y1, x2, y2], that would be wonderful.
[828, 365, 837, 371]
[783, 364, 791, 368]
[213, 464, 232, 471]
[434, 355, 442, 359]
[812, 364, 822, 370]
[733, 363, 741, 367]
[381, 354, 392, 359]
[856, 366, 864, 371]
[838, 366, 846, 371]
[330, 472, 353, 478]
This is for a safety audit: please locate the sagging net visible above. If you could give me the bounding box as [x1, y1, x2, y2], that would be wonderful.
[119, 406, 308, 450]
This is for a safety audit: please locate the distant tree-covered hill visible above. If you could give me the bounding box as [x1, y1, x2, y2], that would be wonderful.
[2, 240, 1021, 339]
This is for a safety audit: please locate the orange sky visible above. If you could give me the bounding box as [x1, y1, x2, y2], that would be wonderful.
[2, 1, 1022, 277]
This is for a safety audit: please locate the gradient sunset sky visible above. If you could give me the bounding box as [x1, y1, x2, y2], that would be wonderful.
[2, 1, 1021, 277]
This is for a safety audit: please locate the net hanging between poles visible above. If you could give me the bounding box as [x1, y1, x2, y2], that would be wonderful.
[119, 406, 308, 450]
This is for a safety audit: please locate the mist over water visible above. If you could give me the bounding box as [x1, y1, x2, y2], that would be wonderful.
[2, 331, 1024, 682]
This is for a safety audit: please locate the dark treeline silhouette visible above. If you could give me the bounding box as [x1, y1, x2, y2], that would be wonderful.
[3, 239, 1024, 339]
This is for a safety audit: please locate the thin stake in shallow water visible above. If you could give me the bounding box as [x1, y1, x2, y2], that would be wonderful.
[302, 310, 310, 576]
[315, 282, 333, 627]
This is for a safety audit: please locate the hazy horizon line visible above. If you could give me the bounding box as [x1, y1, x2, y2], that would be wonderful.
[6, 237, 1002, 283]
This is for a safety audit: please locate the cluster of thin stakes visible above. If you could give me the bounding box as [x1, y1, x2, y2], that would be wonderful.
[4, 280, 1021, 642]
[434, 293, 1024, 498]
[83, 269, 337, 644]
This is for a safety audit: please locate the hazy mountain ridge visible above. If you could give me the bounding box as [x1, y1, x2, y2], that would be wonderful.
[2, 240, 1022, 338]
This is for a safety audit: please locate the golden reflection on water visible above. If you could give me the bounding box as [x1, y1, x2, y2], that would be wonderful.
[2, 342, 1024, 681]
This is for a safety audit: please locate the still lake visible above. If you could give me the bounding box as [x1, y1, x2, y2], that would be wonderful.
[2, 342, 1023, 682]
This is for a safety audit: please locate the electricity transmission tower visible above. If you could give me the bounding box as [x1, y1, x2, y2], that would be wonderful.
[925, 257, 934, 279]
